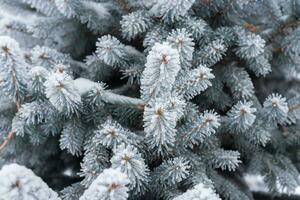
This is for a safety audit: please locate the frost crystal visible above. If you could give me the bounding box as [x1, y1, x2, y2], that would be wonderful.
[93, 119, 133, 149]
[121, 11, 152, 40]
[141, 42, 180, 99]
[0, 163, 60, 200]
[44, 69, 82, 115]
[227, 101, 257, 132]
[149, 0, 195, 22]
[143, 96, 178, 154]
[111, 144, 149, 195]
[173, 183, 221, 200]
[155, 157, 190, 186]
[263, 93, 289, 124]
[176, 65, 215, 100]
[0, 36, 28, 99]
[236, 32, 265, 58]
[96, 35, 126, 67]
[167, 28, 194, 68]
[55, 0, 77, 18]
[79, 168, 129, 200]
[0, 36, 22, 56]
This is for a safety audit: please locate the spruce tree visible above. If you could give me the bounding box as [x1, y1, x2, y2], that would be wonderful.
[0, 0, 300, 200]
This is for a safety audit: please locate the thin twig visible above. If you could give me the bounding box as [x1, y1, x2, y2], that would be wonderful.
[116, 0, 130, 14]
[0, 96, 21, 151]
[0, 131, 15, 151]
[289, 103, 300, 113]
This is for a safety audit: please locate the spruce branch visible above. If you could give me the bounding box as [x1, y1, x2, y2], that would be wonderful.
[141, 42, 180, 100]
[0, 78, 144, 152]
[1, 1, 300, 198]
[104, 92, 144, 108]
[74, 78, 144, 109]
[121, 11, 152, 40]
[111, 84, 137, 95]
[148, 0, 196, 23]
[79, 168, 129, 200]
[0, 163, 60, 199]
[111, 143, 150, 196]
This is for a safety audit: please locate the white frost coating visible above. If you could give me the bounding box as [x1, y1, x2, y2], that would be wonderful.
[156, 157, 190, 186]
[168, 94, 186, 120]
[0, 18, 16, 35]
[173, 183, 221, 200]
[55, 0, 77, 18]
[96, 35, 126, 67]
[0, 3, 39, 25]
[124, 45, 144, 58]
[73, 77, 98, 95]
[94, 119, 130, 149]
[167, 28, 194, 68]
[0, 36, 22, 56]
[121, 11, 152, 40]
[236, 32, 265, 59]
[82, 1, 110, 19]
[263, 93, 289, 123]
[30, 66, 49, 79]
[0, 36, 29, 99]
[143, 96, 177, 154]
[176, 65, 215, 100]
[0, 163, 60, 200]
[141, 42, 180, 99]
[227, 101, 257, 132]
[44, 69, 81, 114]
[22, 0, 60, 17]
[149, 0, 195, 22]
[111, 144, 149, 195]
[30, 46, 69, 68]
[79, 168, 130, 200]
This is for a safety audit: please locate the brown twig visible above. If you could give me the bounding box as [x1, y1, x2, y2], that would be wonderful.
[0, 130, 15, 151]
[244, 22, 257, 33]
[0, 96, 21, 152]
[116, 0, 130, 14]
[289, 103, 300, 113]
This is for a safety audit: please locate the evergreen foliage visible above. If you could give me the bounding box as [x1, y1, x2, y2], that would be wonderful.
[0, 0, 300, 200]
[0, 163, 60, 200]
